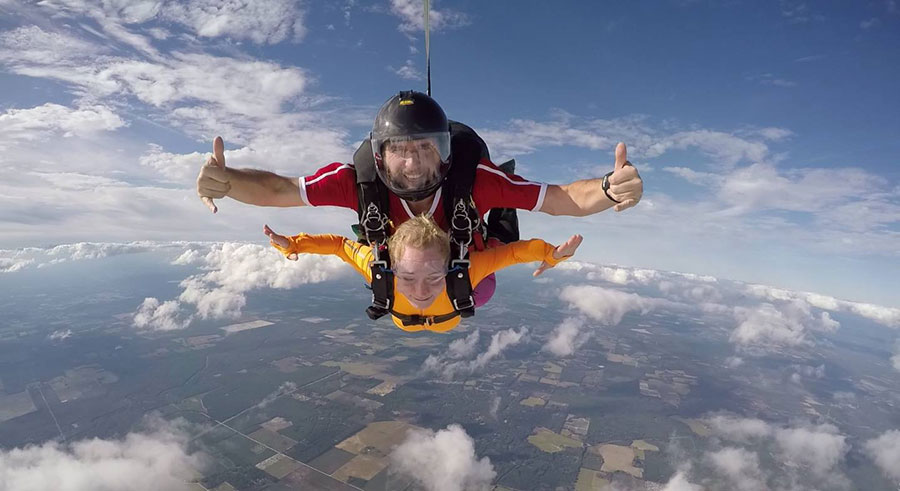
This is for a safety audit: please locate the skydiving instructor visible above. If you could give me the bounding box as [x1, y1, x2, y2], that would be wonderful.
[197, 90, 641, 223]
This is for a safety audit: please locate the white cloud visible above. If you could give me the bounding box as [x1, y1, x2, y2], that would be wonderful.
[2, 239, 352, 330]
[864, 430, 900, 481]
[391, 59, 423, 80]
[559, 285, 651, 324]
[663, 166, 721, 186]
[706, 414, 773, 443]
[20, 0, 305, 46]
[0, 242, 186, 273]
[258, 381, 298, 408]
[0, 257, 34, 273]
[845, 301, 900, 328]
[0, 416, 205, 491]
[0, 27, 309, 122]
[424, 328, 527, 380]
[161, 0, 307, 44]
[27, 0, 161, 56]
[699, 416, 855, 488]
[557, 262, 661, 286]
[174, 242, 348, 321]
[731, 303, 806, 348]
[647, 129, 770, 165]
[390, 424, 495, 491]
[774, 424, 849, 480]
[754, 73, 798, 87]
[48, 329, 73, 341]
[0, 25, 105, 67]
[390, 0, 469, 33]
[139, 145, 205, 183]
[555, 261, 898, 358]
[730, 300, 839, 350]
[716, 164, 888, 215]
[488, 396, 501, 420]
[860, 17, 880, 29]
[480, 118, 614, 155]
[0, 103, 125, 145]
[746, 283, 900, 328]
[448, 330, 480, 359]
[789, 363, 826, 385]
[543, 317, 590, 357]
[892, 341, 900, 372]
[661, 471, 703, 491]
[705, 447, 767, 491]
[133, 297, 192, 331]
[753, 127, 794, 141]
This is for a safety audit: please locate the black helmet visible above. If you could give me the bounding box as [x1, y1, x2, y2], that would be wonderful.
[371, 91, 451, 201]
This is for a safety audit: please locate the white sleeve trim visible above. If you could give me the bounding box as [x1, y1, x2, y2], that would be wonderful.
[476, 164, 547, 212]
[476, 164, 544, 186]
[300, 164, 352, 207]
[531, 182, 548, 213]
[298, 176, 310, 206]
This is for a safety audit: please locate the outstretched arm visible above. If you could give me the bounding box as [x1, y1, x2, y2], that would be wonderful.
[539, 143, 642, 216]
[470, 235, 583, 284]
[264, 225, 373, 281]
[198, 137, 305, 213]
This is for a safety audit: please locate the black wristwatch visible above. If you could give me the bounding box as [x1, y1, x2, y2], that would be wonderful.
[602, 171, 621, 204]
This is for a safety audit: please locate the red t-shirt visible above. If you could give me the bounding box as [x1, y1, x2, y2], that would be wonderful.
[298, 159, 548, 230]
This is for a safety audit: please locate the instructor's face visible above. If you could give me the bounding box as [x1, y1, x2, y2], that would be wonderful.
[383, 139, 441, 192]
[393, 245, 446, 310]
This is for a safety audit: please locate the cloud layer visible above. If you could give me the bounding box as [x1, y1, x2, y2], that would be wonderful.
[0, 416, 205, 491]
[133, 242, 348, 330]
[424, 328, 528, 380]
[390, 424, 495, 491]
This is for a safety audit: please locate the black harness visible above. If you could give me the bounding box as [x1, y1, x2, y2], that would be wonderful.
[353, 121, 490, 325]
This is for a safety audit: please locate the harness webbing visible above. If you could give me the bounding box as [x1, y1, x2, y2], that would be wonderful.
[353, 122, 492, 322]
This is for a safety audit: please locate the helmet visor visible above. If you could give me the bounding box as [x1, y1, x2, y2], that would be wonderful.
[373, 131, 451, 196]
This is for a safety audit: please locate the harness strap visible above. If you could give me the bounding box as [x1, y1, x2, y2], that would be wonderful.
[358, 179, 394, 319]
[366, 258, 393, 320]
[390, 309, 460, 327]
[445, 258, 476, 317]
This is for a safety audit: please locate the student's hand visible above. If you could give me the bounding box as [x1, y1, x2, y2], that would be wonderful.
[534, 234, 583, 277]
[607, 143, 642, 212]
[264, 224, 298, 260]
[197, 136, 230, 213]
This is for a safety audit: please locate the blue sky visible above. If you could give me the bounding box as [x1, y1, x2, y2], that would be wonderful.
[0, 0, 897, 307]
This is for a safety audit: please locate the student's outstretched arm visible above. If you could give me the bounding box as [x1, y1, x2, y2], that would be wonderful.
[469, 235, 583, 284]
[539, 143, 642, 215]
[264, 225, 374, 282]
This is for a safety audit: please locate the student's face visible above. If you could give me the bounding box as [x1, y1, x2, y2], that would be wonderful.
[393, 244, 447, 310]
[382, 138, 442, 192]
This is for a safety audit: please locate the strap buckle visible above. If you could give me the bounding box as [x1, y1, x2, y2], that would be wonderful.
[452, 296, 475, 312]
[450, 259, 470, 273]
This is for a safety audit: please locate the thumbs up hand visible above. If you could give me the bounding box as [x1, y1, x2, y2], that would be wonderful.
[197, 136, 231, 213]
[606, 142, 643, 212]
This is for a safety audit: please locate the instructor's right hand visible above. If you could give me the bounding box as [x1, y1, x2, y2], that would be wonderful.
[197, 136, 230, 213]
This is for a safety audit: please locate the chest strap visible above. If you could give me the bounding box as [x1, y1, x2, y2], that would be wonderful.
[390, 310, 461, 327]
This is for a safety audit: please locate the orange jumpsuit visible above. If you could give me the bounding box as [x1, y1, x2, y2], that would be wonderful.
[272, 234, 567, 332]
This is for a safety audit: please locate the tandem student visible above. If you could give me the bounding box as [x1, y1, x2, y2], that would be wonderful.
[264, 215, 582, 332]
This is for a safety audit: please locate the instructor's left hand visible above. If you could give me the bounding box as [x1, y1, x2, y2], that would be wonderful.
[608, 143, 643, 212]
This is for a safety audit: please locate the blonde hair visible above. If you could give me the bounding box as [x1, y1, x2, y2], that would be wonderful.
[388, 215, 450, 265]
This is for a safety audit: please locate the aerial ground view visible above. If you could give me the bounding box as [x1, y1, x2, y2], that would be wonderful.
[0, 1, 898, 490]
